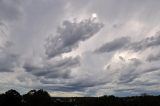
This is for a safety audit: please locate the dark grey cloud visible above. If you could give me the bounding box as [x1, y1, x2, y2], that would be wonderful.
[23, 57, 80, 79]
[118, 61, 160, 84]
[95, 37, 130, 53]
[118, 69, 138, 84]
[128, 35, 160, 52]
[40, 78, 108, 92]
[0, 0, 22, 21]
[68, 80, 108, 91]
[114, 88, 137, 92]
[114, 87, 160, 96]
[0, 0, 23, 73]
[0, 21, 20, 72]
[104, 54, 159, 90]
[116, 59, 141, 84]
[0, 21, 10, 49]
[114, 73, 160, 96]
[147, 51, 160, 62]
[96, 33, 160, 53]
[45, 18, 104, 57]
[114, 88, 160, 97]
[35, 84, 83, 92]
[132, 80, 160, 87]
[0, 51, 20, 72]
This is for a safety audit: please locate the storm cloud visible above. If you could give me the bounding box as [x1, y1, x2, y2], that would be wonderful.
[96, 33, 160, 53]
[45, 19, 103, 57]
[95, 37, 130, 53]
[23, 56, 80, 79]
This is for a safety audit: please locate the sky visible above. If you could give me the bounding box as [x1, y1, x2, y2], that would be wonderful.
[0, 0, 160, 97]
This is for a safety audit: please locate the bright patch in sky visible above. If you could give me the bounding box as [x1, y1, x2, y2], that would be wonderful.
[92, 13, 97, 18]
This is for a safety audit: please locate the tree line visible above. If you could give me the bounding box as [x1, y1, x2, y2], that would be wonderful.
[0, 89, 160, 106]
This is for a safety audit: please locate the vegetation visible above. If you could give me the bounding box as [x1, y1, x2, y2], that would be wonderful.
[0, 89, 159, 106]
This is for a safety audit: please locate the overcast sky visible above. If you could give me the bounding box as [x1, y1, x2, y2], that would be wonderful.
[0, 0, 160, 97]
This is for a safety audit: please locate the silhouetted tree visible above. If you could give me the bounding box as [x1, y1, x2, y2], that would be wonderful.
[1, 89, 22, 106]
[23, 89, 51, 106]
